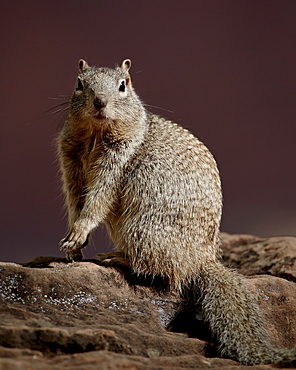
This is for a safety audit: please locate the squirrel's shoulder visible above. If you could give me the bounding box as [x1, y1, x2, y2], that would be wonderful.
[145, 113, 206, 150]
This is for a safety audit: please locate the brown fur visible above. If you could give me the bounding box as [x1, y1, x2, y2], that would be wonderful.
[58, 59, 296, 365]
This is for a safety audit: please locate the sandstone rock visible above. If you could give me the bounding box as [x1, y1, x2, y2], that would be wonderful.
[0, 234, 295, 369]
[221, 233, 296, 280]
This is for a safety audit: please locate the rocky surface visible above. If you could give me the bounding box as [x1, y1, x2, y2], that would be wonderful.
[221, 233, 296, 281]
[0, 233, 295, 369]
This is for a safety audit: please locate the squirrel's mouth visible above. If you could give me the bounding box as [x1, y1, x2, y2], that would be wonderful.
[93, 109, 107, 120]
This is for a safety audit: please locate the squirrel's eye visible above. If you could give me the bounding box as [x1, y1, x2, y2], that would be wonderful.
[119, 80, 126, 92]
[76, 78, 84, 91]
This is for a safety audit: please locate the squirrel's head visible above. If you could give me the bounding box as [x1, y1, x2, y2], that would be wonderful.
[69, 58, 142, 124]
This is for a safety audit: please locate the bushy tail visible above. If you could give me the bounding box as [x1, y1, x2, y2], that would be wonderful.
[196, 262, 296, 365]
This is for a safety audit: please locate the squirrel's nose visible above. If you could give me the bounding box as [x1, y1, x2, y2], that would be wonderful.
[94, 96, 107, 109]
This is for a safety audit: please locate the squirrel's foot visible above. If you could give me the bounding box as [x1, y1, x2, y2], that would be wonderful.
[60, 228, 89, 262]
[96, 252, 131, 268]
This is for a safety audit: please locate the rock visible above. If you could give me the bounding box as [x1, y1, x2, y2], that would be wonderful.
[0, 234, 295, 369]
[247, 275, 296, 349]
[221, 232, 296, 280]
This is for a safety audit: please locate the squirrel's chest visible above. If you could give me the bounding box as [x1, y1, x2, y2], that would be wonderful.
[77, 136, 106, 170]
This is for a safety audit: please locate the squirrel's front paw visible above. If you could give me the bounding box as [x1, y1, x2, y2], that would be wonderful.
[59, 228, 89, 262]
[65, 248, 84, 262]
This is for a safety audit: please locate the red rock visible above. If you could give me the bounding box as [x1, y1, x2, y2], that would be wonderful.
[0, 234, 295, 369]
[221, 233, 296, 280]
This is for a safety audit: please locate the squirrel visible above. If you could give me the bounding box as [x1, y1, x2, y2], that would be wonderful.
[58, 59, 296, 365]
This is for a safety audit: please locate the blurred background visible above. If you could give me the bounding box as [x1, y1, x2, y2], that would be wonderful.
[1, 0, 296, 262]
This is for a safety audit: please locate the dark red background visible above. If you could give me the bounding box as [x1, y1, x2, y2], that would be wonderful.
[1, 1, 296, 262]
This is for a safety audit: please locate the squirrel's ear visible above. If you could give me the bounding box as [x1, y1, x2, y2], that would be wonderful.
[78, 59, 90, 72]
[121, 59, 131, 73]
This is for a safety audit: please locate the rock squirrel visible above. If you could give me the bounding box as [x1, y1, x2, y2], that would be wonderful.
[58, 59, 296, 365]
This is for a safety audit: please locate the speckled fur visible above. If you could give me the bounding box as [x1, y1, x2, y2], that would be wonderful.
[58, 59, 296, 365]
